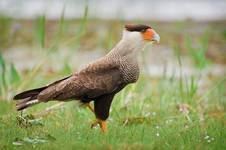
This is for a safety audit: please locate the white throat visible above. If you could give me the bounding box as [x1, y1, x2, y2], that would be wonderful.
[111, 30, 145, 57]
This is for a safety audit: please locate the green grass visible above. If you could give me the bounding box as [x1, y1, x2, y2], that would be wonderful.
[34, 16, 46, 48]
[185, 32, 211, 70]
[0, 75, 225, 150]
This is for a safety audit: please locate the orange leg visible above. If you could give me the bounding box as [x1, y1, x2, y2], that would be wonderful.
[86, 103, 107, 133]
[99, 120, 107, 133]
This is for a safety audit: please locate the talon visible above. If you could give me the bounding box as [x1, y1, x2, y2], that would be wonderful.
[91, 120, 99, 129]
[90, 119, 107, 133]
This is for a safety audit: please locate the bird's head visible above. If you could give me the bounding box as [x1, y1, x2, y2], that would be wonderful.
[122, 24, 160, 47]
[112, 24, 160, 56]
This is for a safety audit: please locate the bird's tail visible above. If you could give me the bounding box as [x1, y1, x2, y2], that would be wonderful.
[13, 87, 47, 111]
[13, 75, 71, 111]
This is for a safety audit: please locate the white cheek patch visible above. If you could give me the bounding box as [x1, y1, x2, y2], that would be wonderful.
[123, 31, 143, 43]
[129, 32, 143, 42]
[120, 30, 147, 53]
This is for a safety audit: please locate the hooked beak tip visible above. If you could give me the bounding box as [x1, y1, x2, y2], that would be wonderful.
[153, 33, 160, 43]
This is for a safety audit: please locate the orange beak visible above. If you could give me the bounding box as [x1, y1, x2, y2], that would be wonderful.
[142, 28, 160, 43]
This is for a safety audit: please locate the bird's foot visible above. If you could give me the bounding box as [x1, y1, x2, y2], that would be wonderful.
[91, 120, 99, 128]
[91, 119, 107, 133]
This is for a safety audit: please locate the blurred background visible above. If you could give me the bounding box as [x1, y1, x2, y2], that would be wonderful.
[1, 0, 225, 98]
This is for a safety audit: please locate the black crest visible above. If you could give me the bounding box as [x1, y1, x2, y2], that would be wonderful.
[125, 24, 151, 32]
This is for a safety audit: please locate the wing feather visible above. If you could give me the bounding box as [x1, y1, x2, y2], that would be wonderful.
[38, 58, 123, 101]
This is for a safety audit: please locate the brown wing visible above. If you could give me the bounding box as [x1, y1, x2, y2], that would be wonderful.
[38, 58, 123, 101]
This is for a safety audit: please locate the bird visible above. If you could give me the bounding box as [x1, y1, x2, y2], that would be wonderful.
[13, 24, 160, 133]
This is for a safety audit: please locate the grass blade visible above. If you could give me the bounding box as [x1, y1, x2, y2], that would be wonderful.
[34, 15, 46, 48]
[9, 63, 20, 84]
[0, 52, 7, 95]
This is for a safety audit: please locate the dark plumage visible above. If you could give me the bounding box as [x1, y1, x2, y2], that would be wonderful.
[13, 24, 160, 132]
[125, 24, 151, 32]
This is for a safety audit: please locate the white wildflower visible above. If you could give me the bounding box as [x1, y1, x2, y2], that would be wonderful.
[204, 135, 209, 139]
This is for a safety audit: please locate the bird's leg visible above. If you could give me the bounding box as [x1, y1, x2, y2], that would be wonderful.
[99, 119, 107, 133]
[91, 119, 107, 133]
[91, 95, 114, 133]
[85, 103, 94, 113]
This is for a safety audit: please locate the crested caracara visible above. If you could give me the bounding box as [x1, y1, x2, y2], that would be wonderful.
[13, 24, 160, 132]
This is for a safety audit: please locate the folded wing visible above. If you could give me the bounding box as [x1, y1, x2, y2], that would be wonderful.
[38, 58, 123, 101]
